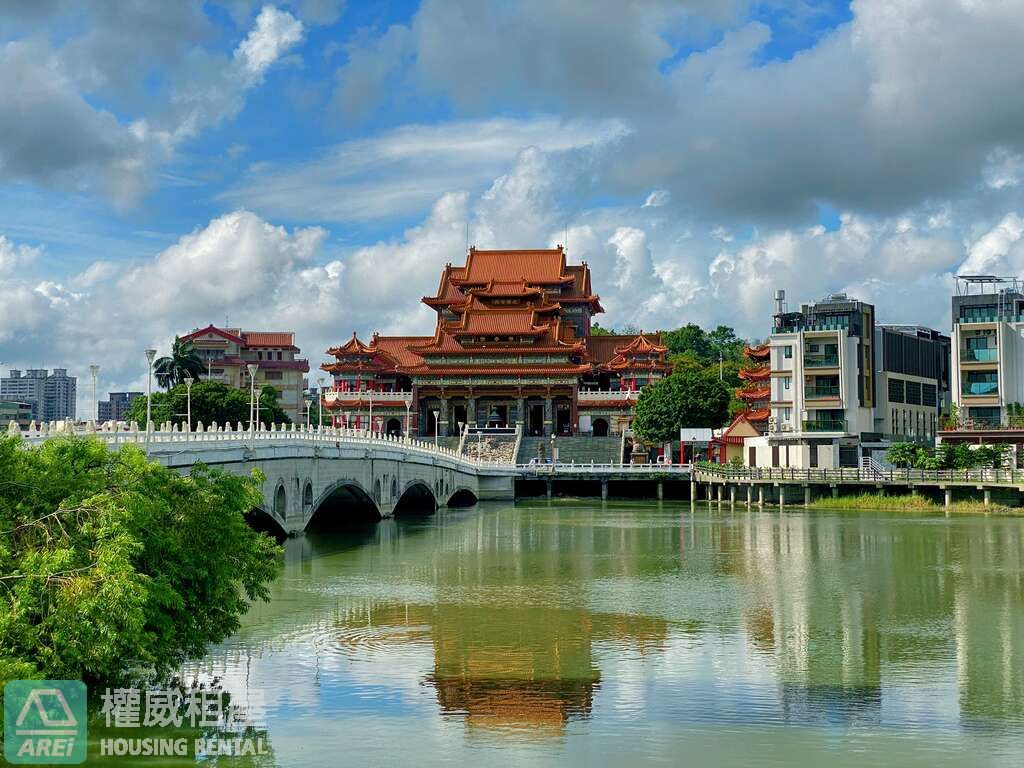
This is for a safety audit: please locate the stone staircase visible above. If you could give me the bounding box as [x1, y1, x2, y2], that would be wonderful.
[516, 436, 623, 465]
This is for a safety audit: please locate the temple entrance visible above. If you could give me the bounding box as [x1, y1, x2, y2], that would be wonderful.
[386, 417, 401, 435]
[451, 403, 468, 434]
[593, 418, 609, 437]
[528, 403, 544, 436]
[555, 397, 572, 435]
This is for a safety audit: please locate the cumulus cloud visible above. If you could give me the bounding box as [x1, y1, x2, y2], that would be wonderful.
[0, 4, 302, 204]
[235, 5, 304, 81]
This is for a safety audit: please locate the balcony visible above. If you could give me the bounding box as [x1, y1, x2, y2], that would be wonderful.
[957, 314, 1024, 325]
[961, 347, 997, 362]
[323, 390, 413, 404]
[802, 418, 847, 433]
[961, 382, 998, 397]
[804, 355, 840, 368]
[805, 385, 840, 399]
[578, 390, 638, 402]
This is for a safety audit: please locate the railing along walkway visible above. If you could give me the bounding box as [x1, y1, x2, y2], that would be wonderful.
[695, 464, 1024, 486]
[9, 421, 513, 471]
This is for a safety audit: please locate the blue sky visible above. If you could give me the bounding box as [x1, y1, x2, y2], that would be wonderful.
[3, 0, 1024, 405]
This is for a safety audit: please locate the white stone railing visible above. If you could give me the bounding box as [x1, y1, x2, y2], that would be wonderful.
[322, 390, 412, 404]
[577, 390, 638, 402]
[6, 419, 511, 468]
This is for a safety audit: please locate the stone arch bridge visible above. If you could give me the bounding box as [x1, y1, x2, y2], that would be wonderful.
[17, 424, 517, 535]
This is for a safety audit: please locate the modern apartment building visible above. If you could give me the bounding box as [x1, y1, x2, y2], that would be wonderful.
[179, 325, 310, 423]
[98, 392, 143, 423]
[746, 291, 949, 468]
[873, 325, 950, 442]
[949, 276, 1024, 427]
[0, 368, 77, 421]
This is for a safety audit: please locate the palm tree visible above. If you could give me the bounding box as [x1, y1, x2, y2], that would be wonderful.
[154, 337, 204, 389]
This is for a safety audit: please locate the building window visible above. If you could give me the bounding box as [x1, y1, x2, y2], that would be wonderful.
[783, 346, 793, 359]
[905, 380, 921, 405]
[783, 407, 792, 422]
[888, 378, 904, 403]
[922, 383, 937, 408]
[783, 376, 791, 391]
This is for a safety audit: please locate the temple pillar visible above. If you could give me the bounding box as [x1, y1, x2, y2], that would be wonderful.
[467, 397, 477, 428]
[543, 397, 553, 436]
[439, 398, 450, 437]
[518, 397, 527, 430]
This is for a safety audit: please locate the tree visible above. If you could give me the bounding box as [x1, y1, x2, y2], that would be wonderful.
[125, 381, 291, 428]
[154, 337, 204, 389]
[664, 324, 712, 361]
[0, 436, 281, 685]
[632, 369, 730, 443]
[886, 442, 918, 468]
[590, 322, 612, 336]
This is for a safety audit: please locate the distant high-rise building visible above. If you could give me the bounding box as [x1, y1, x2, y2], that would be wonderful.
[98, 392, 143, 423]
[1, 368, 77, 422]
[44, 368, 76, 421]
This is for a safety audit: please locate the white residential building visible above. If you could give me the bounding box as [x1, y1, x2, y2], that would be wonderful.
[949, 276, 1024, 427]
[745, 292, 949, 469]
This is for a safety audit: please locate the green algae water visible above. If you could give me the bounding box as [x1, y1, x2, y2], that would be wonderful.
[103, 502, 1024, 765]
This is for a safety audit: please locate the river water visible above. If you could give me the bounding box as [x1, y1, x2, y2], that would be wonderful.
[189, 501, 1023, 766]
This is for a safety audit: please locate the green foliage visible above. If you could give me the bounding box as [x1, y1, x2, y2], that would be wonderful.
[886, 440, 1011, 470]
[632, 369, 731, 443]
[0, 436, 281, 685]
[590, 322, 612, 336]
[154, 336, 205, 389]
[125, 381, 290, 428]
[886, 442, 918, 468]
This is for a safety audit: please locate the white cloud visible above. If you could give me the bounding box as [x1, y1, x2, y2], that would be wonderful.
[0, 5, 303, 205]
[0, 234, 41, 274]
[221, 116, 628, 222]
[643, 190, 670, 208]
[235, 5, 304, 81]
[958, 214, 1024, 276]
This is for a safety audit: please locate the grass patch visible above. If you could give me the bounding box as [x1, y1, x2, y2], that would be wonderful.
[808, 492, 1020, 515]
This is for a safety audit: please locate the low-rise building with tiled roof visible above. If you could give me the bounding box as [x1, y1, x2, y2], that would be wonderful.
[179, 324, 309, 423]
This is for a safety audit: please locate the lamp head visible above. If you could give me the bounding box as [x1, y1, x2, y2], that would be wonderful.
[144, 348, 157, 364]
[246, 363, 259, 377]
[184, 375, 194, 387]
[89, 364, 100, 376]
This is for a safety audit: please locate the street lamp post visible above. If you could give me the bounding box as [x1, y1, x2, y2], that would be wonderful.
[368, 389, 374, 436]
[404, 397, 412, 438]
[317, 377, 325, 430]
[247, 363, 259, 436]
[144, 349, 156, 450]
[89, 364, 99, 424]
[256, 385, 266, 429]
[183, 374, 194, 432]
[344, 410, 351, 431]
[305, 398, 312, 429]
[432, 410, 440, 447]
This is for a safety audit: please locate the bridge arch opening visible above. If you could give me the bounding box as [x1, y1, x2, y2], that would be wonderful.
[302, 481, 313, 515]
[447, 487, 478, 507]
[306, 482, 381, 532]
[393, 481, 437, 517]
[245, 506, 288, 540]
[274, 484, 287, 519]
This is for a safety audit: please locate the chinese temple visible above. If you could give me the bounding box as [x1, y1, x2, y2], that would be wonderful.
[708, 343, 770, 463]
[321, 247, 673, 436]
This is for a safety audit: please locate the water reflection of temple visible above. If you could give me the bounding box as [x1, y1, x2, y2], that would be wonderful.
[334, 599, 667, 733]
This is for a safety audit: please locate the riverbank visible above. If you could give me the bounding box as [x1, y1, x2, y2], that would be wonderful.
[808, 492, 1021, 515]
